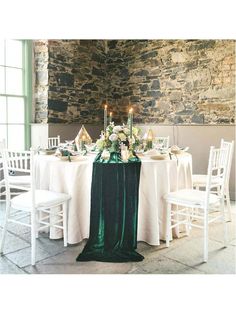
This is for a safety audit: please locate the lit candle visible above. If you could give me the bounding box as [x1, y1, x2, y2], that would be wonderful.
[109, 112, 113, 124]
[104, 104, 108, 133]
[147, 129, 153, 150]
[81, 135, 86, 151]
[129, 107, 133, 139]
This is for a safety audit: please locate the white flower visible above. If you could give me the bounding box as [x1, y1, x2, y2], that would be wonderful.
[132, 127, 139, 136]
[113, 125, 123, 133]
[118, 132, 126, 141]
[123, 127, 130, 135]
[96, 139, 105, 150]
[101, 149, 110, 160]
[109, 133, 118, 142]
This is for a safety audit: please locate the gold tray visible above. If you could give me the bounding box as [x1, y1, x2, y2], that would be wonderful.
[150, 154, 168, 160]
[39, 150, 56, 155]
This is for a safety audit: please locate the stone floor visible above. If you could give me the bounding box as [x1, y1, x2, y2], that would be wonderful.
[0, 202, 235, 274]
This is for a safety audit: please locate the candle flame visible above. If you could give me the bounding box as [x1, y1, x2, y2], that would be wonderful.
[82, 135, 86, 140]
[104, 104, 107, 110]
[147, 129, 153, 140]
[110, 112, 112, 116]
[129, 107, 133, 113]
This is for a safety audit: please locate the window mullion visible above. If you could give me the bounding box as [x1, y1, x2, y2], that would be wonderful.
[0, 40, 29, 150]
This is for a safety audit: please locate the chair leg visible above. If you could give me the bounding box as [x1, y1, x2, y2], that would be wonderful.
[225, 189, 232, 222]
[63, 202, 68, 247]
[176, 205, 180, 235]
[221, 199, 228, 248]
[0, 201, 11, 254]
[203, 207, 208, 262]
[166, 203, 171, 247]
[35, 210, 39, 239]
[193, 186, 200, 220]
[31, 210, 37, 266]
[185, 208, 191, 236]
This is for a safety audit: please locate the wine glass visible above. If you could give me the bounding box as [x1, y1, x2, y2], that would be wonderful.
[65, 140, 74, 151]
[153, 138, 164, 151]
[85, 142, 97, 153]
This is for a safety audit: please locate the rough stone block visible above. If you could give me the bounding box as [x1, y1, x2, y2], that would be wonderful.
[48, 99, 68, 112]
[147, 91, 161, 98]
[134, 70, 149, 76]
[140, 50, 158, 60]
[56, 73, 74, 87]
[151, 79, 160, 90]
[81, 83, 98, 91]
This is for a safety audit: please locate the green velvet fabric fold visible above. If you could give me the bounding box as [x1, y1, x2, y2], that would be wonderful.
[76, 152, 144, 263]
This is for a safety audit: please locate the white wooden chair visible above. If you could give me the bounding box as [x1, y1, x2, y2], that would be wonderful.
[193, 139, 234, 221]
[0, 140, 31, 200]
[0, 149, 71, 265]
[164, 146, 229, 262]
[154, 136, 169, 149]
[48, 135, 60, 149]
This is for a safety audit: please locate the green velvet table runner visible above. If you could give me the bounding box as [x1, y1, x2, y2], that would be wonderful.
[76, 152, 144, 262]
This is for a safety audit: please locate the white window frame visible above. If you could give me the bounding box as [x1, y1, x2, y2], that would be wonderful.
[0, 39, 32, 149]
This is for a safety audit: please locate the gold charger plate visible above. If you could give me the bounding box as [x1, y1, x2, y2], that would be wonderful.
[170, 150, 182, 154]
[150, 154, 168, 160]
[39, 150, 56, 155]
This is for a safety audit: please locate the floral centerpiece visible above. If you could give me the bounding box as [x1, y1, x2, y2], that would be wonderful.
[96, 122, 141, 160]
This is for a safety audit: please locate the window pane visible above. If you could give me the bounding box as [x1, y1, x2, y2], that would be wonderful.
[0, 96, 7, 123]
[0, 40, 4, 66]
[6, 68, 23, 95]
[0, 66, 4, 94]
[0, 125, 7, 143]
[5, 40, 23, 68]
[8, 125, 25, 150]
[7, 97, 24, 123]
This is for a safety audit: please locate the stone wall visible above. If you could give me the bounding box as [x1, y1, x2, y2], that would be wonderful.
[33, 40, 107, 123]
[106, 40, 235, 125]
[34, 40, 49, 123]
[33, 40, 235, 125]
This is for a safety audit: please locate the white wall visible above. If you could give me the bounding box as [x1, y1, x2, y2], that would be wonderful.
[138, 124, 235, 200]
[31, 123, 235, 200]
[31, 123, 48, 149]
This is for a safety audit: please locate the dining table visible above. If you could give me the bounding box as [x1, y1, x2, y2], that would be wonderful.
[35, 151, 192, 246]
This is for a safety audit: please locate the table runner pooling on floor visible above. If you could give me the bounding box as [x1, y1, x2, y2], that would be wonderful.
[76, 152, 144, 262]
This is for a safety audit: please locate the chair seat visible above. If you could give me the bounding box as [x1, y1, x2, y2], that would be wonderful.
[11, 190, 71, 210]
[164, 189, 221, 207]
[192, 174, 220, 187]
[9, 175, 31, 186]
[1, 175, 31, 186]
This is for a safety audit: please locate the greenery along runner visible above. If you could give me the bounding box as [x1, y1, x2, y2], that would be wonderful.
[76, 152, 144, 262]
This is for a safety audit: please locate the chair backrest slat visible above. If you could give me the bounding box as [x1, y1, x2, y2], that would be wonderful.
[220, 139, 234, 188]
[2, 148, 36, 206]
[5, 150, 31, 173]
[205, 146, 229, 206]
[48, 135, 60, 149]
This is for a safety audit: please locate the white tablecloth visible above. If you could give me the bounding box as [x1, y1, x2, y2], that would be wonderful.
[35, 153, 192, 245]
